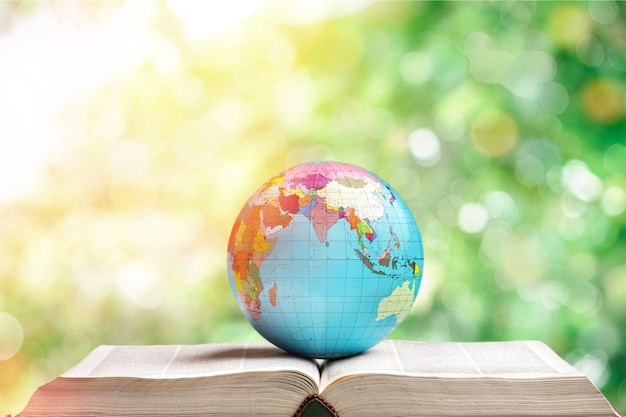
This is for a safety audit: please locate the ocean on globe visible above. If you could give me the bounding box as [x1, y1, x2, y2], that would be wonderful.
[226, 161, 424, 358]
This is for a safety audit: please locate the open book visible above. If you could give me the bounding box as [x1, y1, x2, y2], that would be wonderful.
[17, 339, 621, 417]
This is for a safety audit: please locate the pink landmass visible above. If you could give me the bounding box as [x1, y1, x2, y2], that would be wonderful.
[309, 196, 341, 243]
[283, 161, 378, 186]
[378, 247, 392, 267]
[247, 298, 261, 320]
[290, 174, 332, 191]
[378, 247, 391, 260]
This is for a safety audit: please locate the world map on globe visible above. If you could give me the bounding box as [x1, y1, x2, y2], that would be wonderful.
[227, 161, 424, 358]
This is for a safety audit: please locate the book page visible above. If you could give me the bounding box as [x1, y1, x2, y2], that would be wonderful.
[319, 340, 620, 417]
[321, 339, 583, 388]
[63, 342, 320, 382]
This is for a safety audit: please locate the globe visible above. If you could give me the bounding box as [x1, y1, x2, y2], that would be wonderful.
[226, 161, 424, 358]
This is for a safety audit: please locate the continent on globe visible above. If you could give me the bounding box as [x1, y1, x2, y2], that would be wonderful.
[227, 161, 424, 358]
[307, 196, 340, 242]
[375, 280, 416, 324]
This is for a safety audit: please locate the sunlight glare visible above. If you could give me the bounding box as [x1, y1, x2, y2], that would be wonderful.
[0, 2, 152, 204]
[167, 0, 263, 39]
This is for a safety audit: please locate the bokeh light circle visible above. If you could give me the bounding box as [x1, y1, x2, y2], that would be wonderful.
[470, 109, 518, 157]
[0, 312, 24, 361]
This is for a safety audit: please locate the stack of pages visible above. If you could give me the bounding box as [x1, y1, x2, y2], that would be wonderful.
[18, 339, 622, 417]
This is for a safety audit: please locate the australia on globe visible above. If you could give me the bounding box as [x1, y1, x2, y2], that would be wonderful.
[226, 161, 424, 358]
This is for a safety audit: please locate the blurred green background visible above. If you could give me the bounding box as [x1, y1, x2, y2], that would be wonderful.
[1, 1, 625, 415]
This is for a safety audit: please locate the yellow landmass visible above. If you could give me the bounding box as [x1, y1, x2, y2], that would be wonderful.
[375, 280, 415, 324]
[233, 270, 244, 292]
[253, 228, 271, 252]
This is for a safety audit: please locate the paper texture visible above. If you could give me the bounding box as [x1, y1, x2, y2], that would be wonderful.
[321, 339, 583, 389]
[64, 342, 320, 381]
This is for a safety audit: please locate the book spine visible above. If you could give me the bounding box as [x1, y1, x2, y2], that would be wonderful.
[292, 394, 340, 417]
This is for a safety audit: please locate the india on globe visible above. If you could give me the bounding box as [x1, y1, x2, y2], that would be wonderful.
[226, 161, 424, 358]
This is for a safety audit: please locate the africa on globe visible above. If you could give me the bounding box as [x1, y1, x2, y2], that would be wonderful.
[226, 161, 424, 358]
